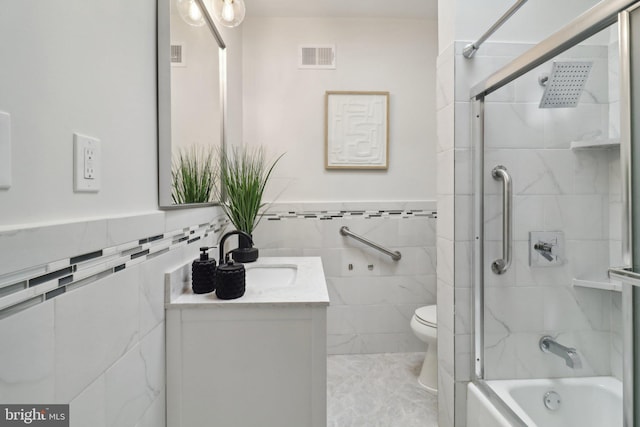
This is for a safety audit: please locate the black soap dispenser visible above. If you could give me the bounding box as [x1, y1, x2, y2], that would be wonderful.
[215, 231, 253, 300]
[192, 247, 217, 294]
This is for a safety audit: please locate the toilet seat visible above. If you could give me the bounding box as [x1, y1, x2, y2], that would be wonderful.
[414, 305, 437, 328]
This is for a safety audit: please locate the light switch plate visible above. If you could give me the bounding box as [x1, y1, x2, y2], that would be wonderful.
[0, 112, 11, 189]
[529, 231, 564, 267]
[73, 133, 100, 192]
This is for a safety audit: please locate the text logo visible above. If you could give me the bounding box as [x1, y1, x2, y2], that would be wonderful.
[0, 405, 68, 426]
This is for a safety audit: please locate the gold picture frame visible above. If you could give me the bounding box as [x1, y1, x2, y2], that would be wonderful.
[325, 91, 389, 170]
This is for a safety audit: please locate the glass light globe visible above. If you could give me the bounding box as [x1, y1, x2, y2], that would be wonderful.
[177, 0, 205, 27]
[212, 0, 246, 28]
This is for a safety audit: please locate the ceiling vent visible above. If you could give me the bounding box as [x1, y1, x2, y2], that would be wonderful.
[298, 45, 336, 69]
[171, 44, 186, 67]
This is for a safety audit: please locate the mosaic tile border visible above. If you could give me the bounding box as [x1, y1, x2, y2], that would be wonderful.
[263, 209, 437, 221]
[0, 217, 228, 320]
[0, 207, 435, 319]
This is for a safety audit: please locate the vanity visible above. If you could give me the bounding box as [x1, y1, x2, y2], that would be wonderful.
[165, 256, 329, 427]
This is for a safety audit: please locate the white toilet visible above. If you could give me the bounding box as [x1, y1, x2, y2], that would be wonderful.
[410, 305, 437, 393]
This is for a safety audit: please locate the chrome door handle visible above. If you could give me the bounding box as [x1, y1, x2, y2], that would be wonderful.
[491, 165, 512, 274]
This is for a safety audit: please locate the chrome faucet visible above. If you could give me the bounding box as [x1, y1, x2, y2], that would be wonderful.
[533, 241, 554, 261]
[539, 336, 582, 369]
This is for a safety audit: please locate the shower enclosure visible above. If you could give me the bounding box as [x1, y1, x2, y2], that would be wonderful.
[469, 0, 640, 425]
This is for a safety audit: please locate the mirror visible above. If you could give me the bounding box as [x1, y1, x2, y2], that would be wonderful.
[158, 0, 226, 207]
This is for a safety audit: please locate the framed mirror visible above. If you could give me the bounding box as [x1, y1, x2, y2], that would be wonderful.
[158, 0, 226, 208]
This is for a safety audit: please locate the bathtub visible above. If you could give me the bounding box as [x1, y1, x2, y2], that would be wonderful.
[467, 377, 622, 427]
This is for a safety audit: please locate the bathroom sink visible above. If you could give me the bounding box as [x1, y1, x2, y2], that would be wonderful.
[245, 264, 298, 287]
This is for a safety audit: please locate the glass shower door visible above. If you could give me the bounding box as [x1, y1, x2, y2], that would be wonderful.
[477, 21, 624, 425]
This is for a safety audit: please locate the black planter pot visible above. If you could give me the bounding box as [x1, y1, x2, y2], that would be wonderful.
[231, 232, 259, 263]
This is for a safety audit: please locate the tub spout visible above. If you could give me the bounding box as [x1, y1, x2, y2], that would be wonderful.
[539, 336, 582, 369]
[566, 349, 582, 369]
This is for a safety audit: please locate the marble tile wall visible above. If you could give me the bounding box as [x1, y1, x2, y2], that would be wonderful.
[251, 201, 438, 355]
[436, 41, 456, 427]
[442, 38, 623, 427]
[0, 207, 227, 427]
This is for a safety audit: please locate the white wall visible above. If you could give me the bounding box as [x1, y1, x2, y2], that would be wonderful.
[0, 0, 243, 229]
[242, 17, 438, 203]
[224, 23, 244, 151]
[170, 1, 222, 154]
[0, 0, 158, 227]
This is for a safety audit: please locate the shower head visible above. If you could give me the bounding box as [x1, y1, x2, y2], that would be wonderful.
[538, 61, 593, 108]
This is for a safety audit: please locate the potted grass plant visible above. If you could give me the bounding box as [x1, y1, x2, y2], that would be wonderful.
[171, 146, 217, 205]
[218, 145, 283, 262]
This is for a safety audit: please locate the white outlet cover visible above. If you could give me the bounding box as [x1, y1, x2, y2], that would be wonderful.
[0, 112, 11, 189]
[73, 133, 100, 193]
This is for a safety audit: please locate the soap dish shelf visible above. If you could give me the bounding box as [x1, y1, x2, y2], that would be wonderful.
[572, 278, 622, 292]
[569, 139, 620, 150]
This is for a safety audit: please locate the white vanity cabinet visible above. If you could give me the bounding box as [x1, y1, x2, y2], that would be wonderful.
[165, 257, 329, 427]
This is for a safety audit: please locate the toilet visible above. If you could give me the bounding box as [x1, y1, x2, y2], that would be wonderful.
[410, 305, 437, 393]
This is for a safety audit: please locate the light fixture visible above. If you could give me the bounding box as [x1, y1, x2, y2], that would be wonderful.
[212, 0, 246, 28]
[177, 0, 205, 27]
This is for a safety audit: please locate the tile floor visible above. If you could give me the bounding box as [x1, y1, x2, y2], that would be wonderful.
[327, 352, 438, 427]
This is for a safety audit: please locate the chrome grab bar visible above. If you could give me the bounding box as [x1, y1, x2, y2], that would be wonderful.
[339, 226, 401, 261]
[463, 0, 528, 59]
[491, 165, 512, 274]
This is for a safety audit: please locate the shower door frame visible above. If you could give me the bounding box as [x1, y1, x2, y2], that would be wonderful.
[469, 1, 639, 426]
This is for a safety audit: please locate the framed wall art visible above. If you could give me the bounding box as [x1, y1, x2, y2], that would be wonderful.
[325, 91, 389, 170]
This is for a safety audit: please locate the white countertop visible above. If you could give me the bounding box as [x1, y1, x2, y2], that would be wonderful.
[165, 256, 330, 308]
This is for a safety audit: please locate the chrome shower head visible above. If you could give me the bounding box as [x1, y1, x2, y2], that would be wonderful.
[539, 61, 593, 108]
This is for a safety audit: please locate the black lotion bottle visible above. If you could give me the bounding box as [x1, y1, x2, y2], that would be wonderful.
[192, 247, 217, 294]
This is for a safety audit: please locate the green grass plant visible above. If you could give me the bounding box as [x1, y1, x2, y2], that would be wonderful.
[171, 146, 217, 204]
[219, 145, 283, 235]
